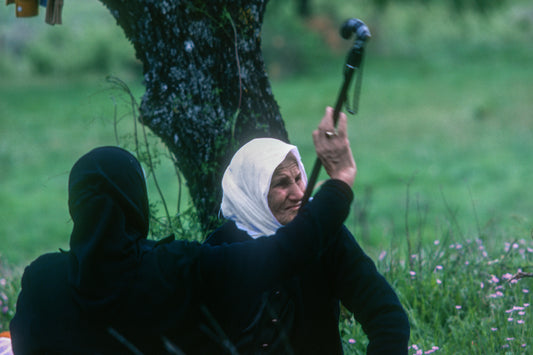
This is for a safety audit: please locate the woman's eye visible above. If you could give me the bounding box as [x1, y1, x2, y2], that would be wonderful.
[275, 179, 290, 188]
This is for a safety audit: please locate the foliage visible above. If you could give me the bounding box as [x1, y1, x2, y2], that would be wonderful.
[104, 75, 206, 242]
[3, 1, 529, 79]
[446, 0, 505, 14]
[262, 1, 339, 78]
[0, 259, 19, 334]
[367, 0, 505, 13]
[339, 207, 532, 354]
[0, 2, 140, 79]
[395, 235, 531, 354]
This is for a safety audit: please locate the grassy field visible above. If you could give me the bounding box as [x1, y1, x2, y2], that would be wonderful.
[1, 0, 532, 353]
[1, 54, 530, 266]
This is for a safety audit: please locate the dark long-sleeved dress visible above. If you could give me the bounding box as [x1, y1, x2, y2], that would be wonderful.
[10, 146, 354, 355]
[205, 222, 410, 354]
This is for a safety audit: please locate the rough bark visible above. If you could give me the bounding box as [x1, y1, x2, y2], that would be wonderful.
[98, 0, 289, 231]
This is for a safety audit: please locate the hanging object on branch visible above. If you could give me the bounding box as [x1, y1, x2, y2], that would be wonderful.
[5, 0, 63, 24]
[45, 0, 62, 25]
[14, 0, 39, 18]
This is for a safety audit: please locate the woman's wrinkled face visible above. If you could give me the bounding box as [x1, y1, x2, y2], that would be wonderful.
[267, 153, 306, 225]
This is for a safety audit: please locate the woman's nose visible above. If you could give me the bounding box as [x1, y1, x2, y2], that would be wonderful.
[290, 182, 305, 200]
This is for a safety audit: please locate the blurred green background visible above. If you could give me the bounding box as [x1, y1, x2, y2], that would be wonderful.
[1, 0, 532, 268]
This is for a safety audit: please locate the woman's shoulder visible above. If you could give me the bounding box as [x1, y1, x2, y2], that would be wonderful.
[16, 252, 70, 311]
[204, 221, 251, 245]
[24, 251, 68, 276]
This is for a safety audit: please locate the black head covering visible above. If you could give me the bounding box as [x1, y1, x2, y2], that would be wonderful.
[67, 146, 150, 312]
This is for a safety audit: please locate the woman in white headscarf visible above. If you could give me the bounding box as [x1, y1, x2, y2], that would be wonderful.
[220, 137, 307, 238]
[205, 107, 410, 354]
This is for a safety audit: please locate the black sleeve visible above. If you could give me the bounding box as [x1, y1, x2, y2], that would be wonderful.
[327, 228, 410, 354]
[198, 179, 353, 296]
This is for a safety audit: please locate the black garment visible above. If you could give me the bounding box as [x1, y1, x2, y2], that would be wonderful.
[205, 222, 410, 354]
[10, 146, 353, 355]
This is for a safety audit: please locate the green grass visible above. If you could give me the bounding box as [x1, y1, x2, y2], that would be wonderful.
[1, 0, 532, 352]
[0, 76, 184, 267]
[275, 52, 533, 253]
[340, 233, 532, 354]
[1, 51, 530, 266]
[0, 78, 129, 265]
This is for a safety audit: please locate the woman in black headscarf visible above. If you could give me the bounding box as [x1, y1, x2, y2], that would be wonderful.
[10, 120, 356, 355]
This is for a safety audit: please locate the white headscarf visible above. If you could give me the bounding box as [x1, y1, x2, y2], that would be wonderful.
[221, 138, 307, 238]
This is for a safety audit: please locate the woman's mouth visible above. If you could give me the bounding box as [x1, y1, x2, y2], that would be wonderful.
[287, 204, 301, 211]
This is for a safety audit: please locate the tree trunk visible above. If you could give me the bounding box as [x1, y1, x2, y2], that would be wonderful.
[98, 0, 289, 231]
